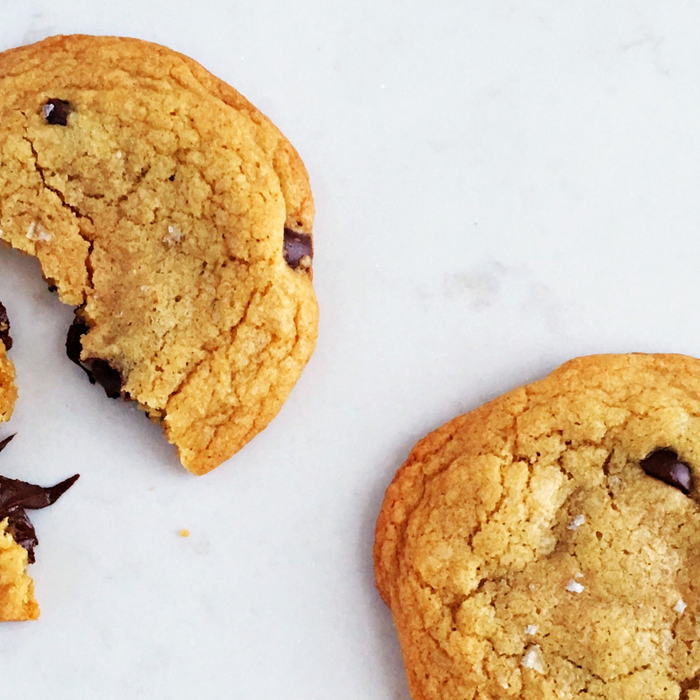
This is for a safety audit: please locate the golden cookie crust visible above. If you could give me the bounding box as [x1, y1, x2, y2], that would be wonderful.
[0, 35, 318, 474]
[375, 354, 700, 700]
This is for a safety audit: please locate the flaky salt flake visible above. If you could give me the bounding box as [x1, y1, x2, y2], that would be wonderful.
[525, 625, 538, 635]
[116, 151, 123, 159]
[567, 514, 585, 530]
[675, 598, 687, 615]
[26, 222, 52, 242]
[140, 285, 150, 292]
[566, 579, 584, 594]
[521, 645, 546, 674]
[163, 225, 183, 244]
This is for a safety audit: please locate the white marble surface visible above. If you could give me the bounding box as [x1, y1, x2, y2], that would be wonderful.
[1, 1, 700, 697]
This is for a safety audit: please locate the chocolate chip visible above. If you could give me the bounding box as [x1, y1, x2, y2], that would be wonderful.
[0, 468, 79, 564]
[283, 228, 313, 270]
[66, 315, 89, 368]
[0, 301, 12, 351]
[640, 448, 693, 495]
[87, 359, 124, 399]
[42, 98, 71, 126]
[66, 315, 123, 399]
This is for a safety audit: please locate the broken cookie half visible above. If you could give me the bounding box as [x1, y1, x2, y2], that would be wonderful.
[0, 35, 318, 475]
[0, 307, 79, 621]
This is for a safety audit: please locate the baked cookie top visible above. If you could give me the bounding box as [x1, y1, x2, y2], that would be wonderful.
[375, 354, 700, 700]
[0, 35, 318, 474]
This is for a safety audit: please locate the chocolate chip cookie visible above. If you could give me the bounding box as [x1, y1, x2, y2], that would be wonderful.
[375, 354, 700, 699]
[0, 35, 318, 474]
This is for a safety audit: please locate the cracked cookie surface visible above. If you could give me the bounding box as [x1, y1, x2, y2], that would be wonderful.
[0, 35, 318, 475]
[375, 354, 700, 700]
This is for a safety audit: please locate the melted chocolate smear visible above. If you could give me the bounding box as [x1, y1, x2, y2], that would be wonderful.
[0, 301, 13, 351]
[0, 469, 79, 564]
[640, 448, 693, 495]
[8, 508, 38, 560]
[66, 316, 123, 399]
[283, 228, 313, 270]
[0, 434, 15, 454]
[42, 98, 71, 126]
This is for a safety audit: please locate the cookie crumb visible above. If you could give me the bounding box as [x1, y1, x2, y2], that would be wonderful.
[521, 644, 546, 674]
[179, 529, 190, 538]
[525, 624, 538, 635]
[567, 514, 585, 530]
[675, 598, 687, 615]
[566, 579, 584, 594]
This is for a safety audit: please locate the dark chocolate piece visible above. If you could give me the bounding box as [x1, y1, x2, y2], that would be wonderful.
[283, 228, 313, 270]
[0, 434, 15, 454]
[87, 359, 124, 399]
[42, 98, 71, 126]
[66, 315, 88, 368]
[640, 448, 693, 495]
[0, 301, 12, 351]
[66, 315, 123, 399]
[0, 441, 79, 564]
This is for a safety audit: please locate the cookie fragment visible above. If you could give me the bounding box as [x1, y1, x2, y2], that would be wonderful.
[0, 301, 12, 351]
[0, 35, 319, 474]
[0, 437, 79, 621]
[375, 354, 700, 700]
[0, 313, 16, 424]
